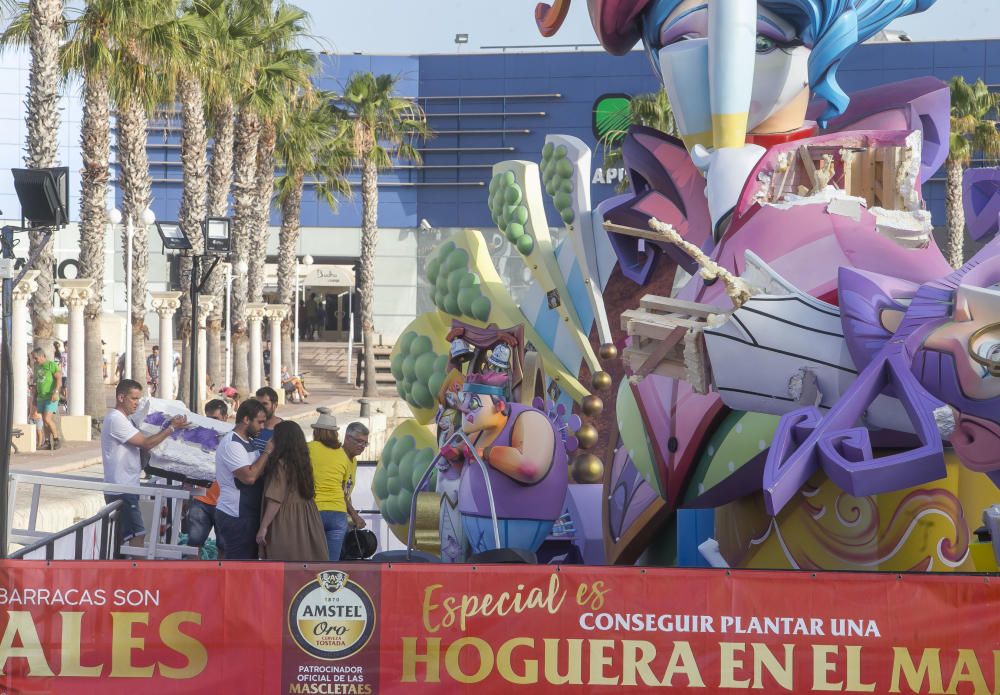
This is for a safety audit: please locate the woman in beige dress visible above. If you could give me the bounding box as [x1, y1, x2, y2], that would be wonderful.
[256, 421, 329, 561]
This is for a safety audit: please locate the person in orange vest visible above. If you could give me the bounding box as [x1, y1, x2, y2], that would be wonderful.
[186, 399, 229, 557]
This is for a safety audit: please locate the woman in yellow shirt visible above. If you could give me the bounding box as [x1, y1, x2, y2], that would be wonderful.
[308, 409, 368, 561]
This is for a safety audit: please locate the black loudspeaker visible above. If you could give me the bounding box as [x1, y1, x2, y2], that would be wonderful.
[11, 167, 69, 228]
[467, 548, 537, 564]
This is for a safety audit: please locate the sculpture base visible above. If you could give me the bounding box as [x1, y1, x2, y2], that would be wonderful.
[12, 424, 36, 453]
[60, 415, 93, 442]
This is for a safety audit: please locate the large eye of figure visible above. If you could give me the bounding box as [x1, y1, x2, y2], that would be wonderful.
[756, 33, 803, 55]
[969, 323, 1000, 377]
[756, 34, 777, 53]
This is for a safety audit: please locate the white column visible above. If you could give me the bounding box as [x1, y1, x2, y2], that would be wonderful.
[293, 263, 300, 376]
[247, 303, 267, 393]
[12, 271, 40, 427]
[56, 279, 95, 417]
[151, 291, 182, 401]
[264, 304, 286, 393]
[198, 296, 215, 407]
[224, 262, 233, 387]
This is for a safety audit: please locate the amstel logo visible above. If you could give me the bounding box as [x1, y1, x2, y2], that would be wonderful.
[288, 570, 376, 660]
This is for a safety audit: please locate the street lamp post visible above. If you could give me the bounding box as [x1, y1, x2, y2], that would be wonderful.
[223, 261, 232, 387]
[155, 217, 231, 412]
[293, 261, 299, 376]
[109, 206, 154, 380]
[294, 254, 313, 376]
[346, 284, 355, 385]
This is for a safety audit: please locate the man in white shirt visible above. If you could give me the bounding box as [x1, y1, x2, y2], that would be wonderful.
[215, 399, 273, 559]
[102, 379, 187, 546]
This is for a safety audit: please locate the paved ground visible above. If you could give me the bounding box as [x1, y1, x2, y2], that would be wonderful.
[7, 371, 410, 549]
[7, 339, 409, 555]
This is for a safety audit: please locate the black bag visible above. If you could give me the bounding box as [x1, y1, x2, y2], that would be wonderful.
[341, 529, 378, 560]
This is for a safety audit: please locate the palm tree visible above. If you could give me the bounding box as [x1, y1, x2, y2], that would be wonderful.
[945, 76, 1000, 268]
[336, 72, 429, 397]
[600, 88, 677, 192]
[204, 97, 234, 389]
[1, 0, 63, 344]
[98, 0, 184, 381]
[274, 92, 351, 367]
[172, 3, 210, 405]
[228, 0, 312, 396]
[21, 0, 62, 344]
[249, 118, 276, 304]
[59, 0, 123, 420]
[199, 0, 241, 389]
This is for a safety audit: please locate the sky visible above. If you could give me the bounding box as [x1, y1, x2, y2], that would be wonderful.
[300, 0, 1000, 55]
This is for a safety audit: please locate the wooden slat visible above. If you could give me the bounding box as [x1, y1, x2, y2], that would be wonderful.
[621, 309, 706, 330]
[603, 221, 672, 244]
[639, 294, 721, 318]
[863, 146, 876, 207]
[635, 326, 687, 378]
[798, 146, 819, 191]
[881, 147, 900, 210]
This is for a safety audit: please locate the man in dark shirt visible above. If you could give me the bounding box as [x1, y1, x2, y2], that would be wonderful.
[251, 386, 282, 453]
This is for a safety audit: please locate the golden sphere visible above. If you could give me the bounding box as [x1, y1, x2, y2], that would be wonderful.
[591, 371, 613, 391]
[575, 423, 600, 449]
[599, 343, 619, 360]
[581, 394, 604, 417]
[570, 454, 604, 484]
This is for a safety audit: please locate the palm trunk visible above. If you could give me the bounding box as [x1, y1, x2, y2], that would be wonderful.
[206, 99, 235, 388]
[118, 95, 152, 381]
[360, 159, 379, 397]
[278, 171, 303, 376]
[945, 159, 966, 269]
[231, 108, 262, 396]
[176, 75, 208, 406]
[79, 70, 110, 419]
[25, 0, 64, 344]
[249, 120, 276, 304]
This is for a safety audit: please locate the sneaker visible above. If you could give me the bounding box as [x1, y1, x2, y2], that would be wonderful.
[51, 439, 61, 451]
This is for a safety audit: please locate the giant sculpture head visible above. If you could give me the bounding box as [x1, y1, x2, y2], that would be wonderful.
[542, 0, 936, 137]
[915, 249, 1000, 474]
[459, 373, 510, 436]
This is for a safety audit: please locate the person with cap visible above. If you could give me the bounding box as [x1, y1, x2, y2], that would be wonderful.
[307, 408, 368, 561]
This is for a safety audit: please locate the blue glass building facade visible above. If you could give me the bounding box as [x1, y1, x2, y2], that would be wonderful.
[133, 41, 1000, 233]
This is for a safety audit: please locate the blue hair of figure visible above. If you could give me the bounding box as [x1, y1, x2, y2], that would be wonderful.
[641, 0, 937, 126]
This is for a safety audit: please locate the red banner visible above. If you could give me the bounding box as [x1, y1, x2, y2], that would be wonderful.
[1, 561, 999, 694]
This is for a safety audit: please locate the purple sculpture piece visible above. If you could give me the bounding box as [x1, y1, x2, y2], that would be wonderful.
[603, 126, 711, 283]
[839, 268, 919, 370]
[764, 239, 1000, 516]
[963, 167, 1000, 242]
[586, 0, 652, 55]
[806, 77, 951, 182]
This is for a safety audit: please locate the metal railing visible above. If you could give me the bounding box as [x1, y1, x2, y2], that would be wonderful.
[407, 431, 501, 560]
[10, 500, 122, 560]
[7, 471, 198, 560]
